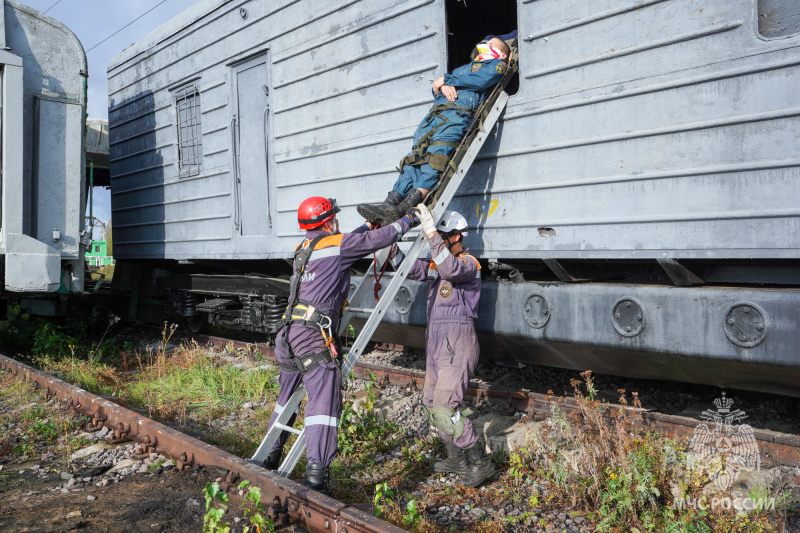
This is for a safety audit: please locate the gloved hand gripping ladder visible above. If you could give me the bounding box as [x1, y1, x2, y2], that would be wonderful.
[250, 47, 519, 477]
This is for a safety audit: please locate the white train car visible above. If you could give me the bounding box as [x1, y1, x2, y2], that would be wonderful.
[107, 0, 800, 395]
[0, 0, 87, 309]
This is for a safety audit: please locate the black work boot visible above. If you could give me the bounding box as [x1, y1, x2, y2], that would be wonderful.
[303, 463, 331, 496]
[381, 188, 424, 227]
[357, 190, 403, 226]
[434, 441, 470, 474]
[461, 442, 496, 487]
[261, 447, 282, 470]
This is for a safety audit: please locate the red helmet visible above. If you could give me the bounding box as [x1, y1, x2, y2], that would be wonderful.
[297, 197, 340, 230]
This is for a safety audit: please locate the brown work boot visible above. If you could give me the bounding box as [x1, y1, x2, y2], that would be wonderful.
[461, 442, 496, 487]
[357, 190, 403, 226]
[434, 441, 469, 474]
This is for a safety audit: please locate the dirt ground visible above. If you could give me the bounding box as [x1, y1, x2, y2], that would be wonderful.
[0, 372, 257, 533]
[0, 465, 206, 533]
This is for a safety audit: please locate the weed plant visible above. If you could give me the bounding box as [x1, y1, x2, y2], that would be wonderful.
[128, 340, 278, 421]
[514, 371, 785, 532]
[0, 374, 89, 469]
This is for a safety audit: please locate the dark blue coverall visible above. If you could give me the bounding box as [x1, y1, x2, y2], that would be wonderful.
[392, 58, 508, 196]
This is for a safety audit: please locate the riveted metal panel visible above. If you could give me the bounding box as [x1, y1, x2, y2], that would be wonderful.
[351, 278, 800, 396]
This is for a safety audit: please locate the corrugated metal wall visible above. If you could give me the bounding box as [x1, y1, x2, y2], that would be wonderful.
[108, 0, 446, 260]
[108, 0, 800, 261]
[471, 0, 800, 259]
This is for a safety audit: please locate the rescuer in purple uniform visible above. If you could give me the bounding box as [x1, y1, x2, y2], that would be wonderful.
[406, 204, 495, 487]
[357, 35, 512, 227]
[263, 197, 415, 495]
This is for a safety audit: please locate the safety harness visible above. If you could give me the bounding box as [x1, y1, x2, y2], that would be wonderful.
[397, 102, 473, 175]
[276, 236, 339, 376]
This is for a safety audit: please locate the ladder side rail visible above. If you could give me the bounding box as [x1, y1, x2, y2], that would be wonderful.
[337, 246, 393, 336]
[340, 91, 511, 378]
[271, 88, 513, 477]
[250, 384, 307, 462]
[340, 232, 430, 377]
[278, 432, 307, 477]
[428, 92, 510, 213]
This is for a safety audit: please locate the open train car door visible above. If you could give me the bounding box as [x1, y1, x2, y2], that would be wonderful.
[232, 53, 272, 237]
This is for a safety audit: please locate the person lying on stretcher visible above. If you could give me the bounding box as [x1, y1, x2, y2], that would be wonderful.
[357, 33, 515, 227]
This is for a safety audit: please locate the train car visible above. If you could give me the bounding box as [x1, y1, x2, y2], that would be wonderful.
[107, 0, 800, 396]
[0, 0, 88, 312]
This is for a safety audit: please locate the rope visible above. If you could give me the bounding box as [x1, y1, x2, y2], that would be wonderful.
[372, 243, 394, 302]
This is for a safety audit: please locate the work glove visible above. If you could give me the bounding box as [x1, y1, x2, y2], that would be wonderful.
[400, 213, 418, 228]
[403, 208, 420, 228]
[416, 203, 436, 237]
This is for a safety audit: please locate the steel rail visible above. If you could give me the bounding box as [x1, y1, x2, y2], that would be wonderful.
[179, 330, 800, 467]
[0, 353, 406, 533]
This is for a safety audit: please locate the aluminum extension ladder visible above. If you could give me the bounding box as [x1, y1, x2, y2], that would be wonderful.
[250, 53, 519, 478]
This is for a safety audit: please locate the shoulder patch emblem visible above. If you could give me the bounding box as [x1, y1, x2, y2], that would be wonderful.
[496, 62, 507, 75]
[439, 285, 452, 299]
[471, 62, 483, 72]
[460, 258, 469, 265]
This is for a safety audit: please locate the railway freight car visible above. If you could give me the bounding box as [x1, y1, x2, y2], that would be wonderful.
[0, 0, 88, 310]
[107, 0, 800, 396]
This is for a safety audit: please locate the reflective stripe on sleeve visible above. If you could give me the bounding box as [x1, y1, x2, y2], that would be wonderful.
[433, 249, 449, 266]
[391, 222, 402, 233]
[308, 246, 341, 261]
[427, 269, 439, 278]
[304, 415, 340, 427]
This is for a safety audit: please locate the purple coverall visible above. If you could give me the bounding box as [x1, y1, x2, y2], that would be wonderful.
[267, 218, 412, 466]
[408, 232, 482, 449]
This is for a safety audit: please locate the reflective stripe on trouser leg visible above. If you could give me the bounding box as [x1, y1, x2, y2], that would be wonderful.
[266, 367, 302, 450]
[302, 361, 342, 466]
[423, 319, 479, 449]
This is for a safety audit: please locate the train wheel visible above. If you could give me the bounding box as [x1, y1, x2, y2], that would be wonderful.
[184, 314, 208, 334]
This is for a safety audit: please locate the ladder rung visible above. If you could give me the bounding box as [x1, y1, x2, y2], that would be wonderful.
[273, 422, 302, 435]
[347, 307, 375, 313]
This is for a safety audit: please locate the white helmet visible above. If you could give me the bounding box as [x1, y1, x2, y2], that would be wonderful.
[436, 210, 468, 236]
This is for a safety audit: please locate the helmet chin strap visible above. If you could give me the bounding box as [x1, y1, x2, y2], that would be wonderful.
[442, 233, 462, 253]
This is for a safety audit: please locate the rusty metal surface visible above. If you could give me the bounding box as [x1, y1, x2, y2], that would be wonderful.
[0, 353, 407, 533]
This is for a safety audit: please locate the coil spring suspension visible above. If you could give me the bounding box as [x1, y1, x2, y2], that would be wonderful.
[179, 293, 201, 317]
[263, 295, 287, 331]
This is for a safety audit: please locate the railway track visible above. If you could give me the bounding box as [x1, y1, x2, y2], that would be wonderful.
[181, 330, 800, 468]
[2, 328, 798, 532]
[0, 352, 404, 533]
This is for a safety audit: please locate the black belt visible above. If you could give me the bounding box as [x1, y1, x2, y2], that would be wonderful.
[279, 350, 333, 375]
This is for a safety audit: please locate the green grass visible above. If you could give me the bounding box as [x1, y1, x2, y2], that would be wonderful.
[128, 354, 278, 413]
